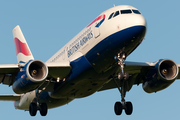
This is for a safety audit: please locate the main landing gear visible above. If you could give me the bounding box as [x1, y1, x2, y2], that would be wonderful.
[113, 52, 133, 115]
[29, 90, 48, 116]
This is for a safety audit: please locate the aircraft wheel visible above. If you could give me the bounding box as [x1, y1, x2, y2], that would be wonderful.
[125, 102, 133, 115]
[29, 102, 37, 116]
[40, 103, 48, 116]
[114, 101, 122, 115]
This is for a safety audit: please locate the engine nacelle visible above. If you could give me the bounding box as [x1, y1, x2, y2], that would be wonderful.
[12, 60, 48, 94]
[143, 59, 179, 93]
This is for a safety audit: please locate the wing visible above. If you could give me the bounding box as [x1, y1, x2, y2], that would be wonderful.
[0, 94, 21, 101]
[0, 62, 71, 91]
[0, 64, 19, 85]
[46, 61, 71, 78]
[38, 62, 71, 92]
[98, 61, 156, 91]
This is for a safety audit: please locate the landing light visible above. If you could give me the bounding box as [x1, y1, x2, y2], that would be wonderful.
[57, 77, 60, 82]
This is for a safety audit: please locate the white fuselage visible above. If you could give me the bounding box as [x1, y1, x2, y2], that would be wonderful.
[46, 5, 146, 64]
[15, 5, 146, 110]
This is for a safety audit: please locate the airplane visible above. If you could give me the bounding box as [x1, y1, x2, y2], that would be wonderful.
[0, 4, 178, 116]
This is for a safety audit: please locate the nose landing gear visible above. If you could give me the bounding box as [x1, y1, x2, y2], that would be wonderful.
[113, 52, 133, 115]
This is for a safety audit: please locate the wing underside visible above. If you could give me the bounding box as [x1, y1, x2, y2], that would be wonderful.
[0, 64, 19, 85]
[98, 61, 155, 91]
[0, 62, 71, 92]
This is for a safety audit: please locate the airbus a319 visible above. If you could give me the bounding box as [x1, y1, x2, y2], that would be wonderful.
[0, 5, 178, 116]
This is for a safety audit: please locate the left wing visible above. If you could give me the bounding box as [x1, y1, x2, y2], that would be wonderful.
[98, 60, 179, 92]
[98, 61, 155, 91]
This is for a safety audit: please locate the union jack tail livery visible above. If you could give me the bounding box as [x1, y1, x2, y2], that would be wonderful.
[13, 25, 34, 63]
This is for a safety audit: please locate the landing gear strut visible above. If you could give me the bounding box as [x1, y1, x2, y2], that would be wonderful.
[113, 52, 133, 115]
[29, 89, 48, 116]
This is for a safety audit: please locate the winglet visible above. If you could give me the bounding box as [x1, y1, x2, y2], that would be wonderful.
[13, 25, 34, 64]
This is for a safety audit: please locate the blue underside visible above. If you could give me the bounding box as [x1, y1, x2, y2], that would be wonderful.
[85, 25, 146, 62]
[39, 25, 146, 107]
[85, 25, 146, 72]
[68, 56, 92, 81]
[68, 25, 146, 80]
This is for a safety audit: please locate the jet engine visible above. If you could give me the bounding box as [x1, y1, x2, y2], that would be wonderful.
[143, 59, 179, 93]
[12, 60, 48, 94]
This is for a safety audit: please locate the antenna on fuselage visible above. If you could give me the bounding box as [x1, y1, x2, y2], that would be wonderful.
[113, 4, 115, 7]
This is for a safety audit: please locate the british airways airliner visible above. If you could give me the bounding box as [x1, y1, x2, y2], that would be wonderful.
[0, 5, 178, 116]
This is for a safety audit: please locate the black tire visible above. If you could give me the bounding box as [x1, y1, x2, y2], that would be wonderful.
[29, 103, 37, 116]
[40, 103, 48, 116]
[125, 102, 133, 115]
[114, 102, 122, 115]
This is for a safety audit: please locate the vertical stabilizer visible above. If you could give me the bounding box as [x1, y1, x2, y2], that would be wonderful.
[13, 25, 34, 63]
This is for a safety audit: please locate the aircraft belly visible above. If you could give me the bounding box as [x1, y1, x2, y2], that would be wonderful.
[85, 25, 146, 73]
[39, 91, 74, 109]
[49, 63, 118, 99]
[48, 26, 146, 99]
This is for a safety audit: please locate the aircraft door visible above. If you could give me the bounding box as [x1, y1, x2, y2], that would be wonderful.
[94, 22, 100, 38]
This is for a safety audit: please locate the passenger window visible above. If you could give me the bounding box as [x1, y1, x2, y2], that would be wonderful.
[121, 10, 132, 14]
[108, 12, 114, 20]
[132, 10, 141, 14]
[113, 11, 119, 17]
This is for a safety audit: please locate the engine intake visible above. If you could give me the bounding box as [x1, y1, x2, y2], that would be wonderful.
[12, 60, 48, 94]
[143, 59, 179, 93]
[158, 59, 178, 80]
[27, 60, 48, 82]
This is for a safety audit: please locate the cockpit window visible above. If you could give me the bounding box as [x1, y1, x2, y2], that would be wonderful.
[132, 10, 141, 14]
[113, 11, 119, 17]
[121, 10, 132, 14]
[108, 9, 141, 20]
[108, 12, 114, 20]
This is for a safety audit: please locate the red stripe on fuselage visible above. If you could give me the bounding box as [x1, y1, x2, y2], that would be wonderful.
[87, 14, 105, 27]
[14, 37, 31, 56]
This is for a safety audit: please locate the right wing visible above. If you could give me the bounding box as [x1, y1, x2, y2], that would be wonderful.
[0, 62, 71, 89]
[46, 61, 71, 78]
[0, 25, 71, 91]
[0, 64, 19, 85]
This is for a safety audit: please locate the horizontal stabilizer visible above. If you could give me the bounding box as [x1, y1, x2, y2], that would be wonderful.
[0, 94, 21, 101]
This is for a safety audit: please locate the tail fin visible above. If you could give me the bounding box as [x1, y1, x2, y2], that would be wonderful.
[13, 25, 34, 64]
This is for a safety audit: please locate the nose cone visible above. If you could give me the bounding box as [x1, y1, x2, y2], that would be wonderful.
[126, 14, 146, 28]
